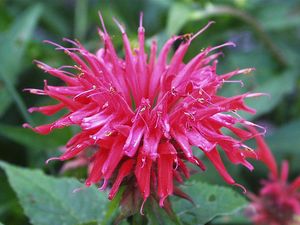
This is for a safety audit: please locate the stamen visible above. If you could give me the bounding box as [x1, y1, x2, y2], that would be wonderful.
[109, 86, 116, 93]
[171, 87, 177, 96]
[98, 11, 107, 34]
[105, 131, 113, 136]
[210, 42, 236, 51]
[45, 157, 61, 164]
[113, 17, 125, 34]
[197, 98, 205, 103]
[139, 12, 144, 29]
[139, 199, 146, 215]
[98, 179, 108, 191]
[23, 89, 46, 95]
[62, 38, 80, 47]
[198, 88, 211, 100]
[73, 88, 95, 101]
[233, 183, 247, 194]
[242, 145, 258, 159]
[174, 157, 179, 170]
[141, 156, 146, 168]
[222, 79, 244, 87]
[159, 196, 168, 207]
[243, 121, 267, 135]
[191, 21, 215, 41]
[22, 123, 32, 129]
[184, 112, 195, 121]
[240, 68, 255, 74]
[102, 101, 109, 109]
[246, 93, 270, 98]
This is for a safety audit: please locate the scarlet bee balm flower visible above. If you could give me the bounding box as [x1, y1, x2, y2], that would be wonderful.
[247, 130, 300, 225]
[24, 13, 262, 211]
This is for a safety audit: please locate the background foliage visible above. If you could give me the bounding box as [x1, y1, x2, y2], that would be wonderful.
[0, 0, 299, 224]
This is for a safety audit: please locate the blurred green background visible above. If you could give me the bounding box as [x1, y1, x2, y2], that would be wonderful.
[0, 0, 300, 224]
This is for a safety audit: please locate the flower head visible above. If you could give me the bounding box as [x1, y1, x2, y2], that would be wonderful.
[25, 13, 262, 211]
[247, 130, 300, 225]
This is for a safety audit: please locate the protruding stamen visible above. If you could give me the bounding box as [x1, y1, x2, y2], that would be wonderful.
[222, 79, 244, 87]
[246, 92, 270, 98]
[113, 17, 125, 34]
[233, 183, 247, 194]
[98, 11, 107, 34]
[98, 179, 108, 191]
[23, 88, 46, 95]
[243, 121, 267, 135]
[174, 157, 179, 170]
[159, 195, 168, 207]
[191, 21, 215, 41]
[211, 41, 236, 51]
[139, 199, 146, 215]
[62, 38, 80, 47]
[45, 157, 61, 164]
[241, 68, 255, 74]
[22, 123, 32, 129]
[139, 12, 144, 29]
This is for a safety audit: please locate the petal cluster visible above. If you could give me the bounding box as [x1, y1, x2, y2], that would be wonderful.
[248, 131, 300, 225]
[25, 14, 261, 208]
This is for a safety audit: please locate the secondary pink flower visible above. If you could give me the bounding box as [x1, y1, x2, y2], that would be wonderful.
[247, 130, 300, 225]
[24, 14, 262, 211]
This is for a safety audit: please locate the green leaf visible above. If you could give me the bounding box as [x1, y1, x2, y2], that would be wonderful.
[77, 222, 98, 225]
[0, 124, 71, 150]
[267, 119, 300, 153]
[258, 3, 300, 31]
[242, 70, 297, 120]
[41, 5, 71, 37]
[0, 173, 25, 223]
[0, 161, 110, 225]
[146, 202, 181, 225]
[118, 221, 130, 225]
[0, 4, 42, 116]
[266, 119, 300, 170]
[210, 209, 251, 225]
[166, 3, 192, 35]
[172, 181, 247, 225]
[74, 0, 88, 40]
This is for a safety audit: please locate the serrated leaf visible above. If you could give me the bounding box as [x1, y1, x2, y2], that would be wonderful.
[0, 161, 110, 225]
[0, 4, 42, 116]
[172, 181, 247, 225]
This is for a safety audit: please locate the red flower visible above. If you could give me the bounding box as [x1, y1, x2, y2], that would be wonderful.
[247, 130, 300, 225]
[24, 14, 262, 211]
